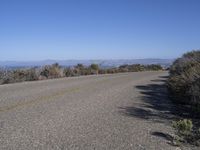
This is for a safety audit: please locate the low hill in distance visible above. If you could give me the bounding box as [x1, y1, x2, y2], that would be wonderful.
[0, 59, 173, 69]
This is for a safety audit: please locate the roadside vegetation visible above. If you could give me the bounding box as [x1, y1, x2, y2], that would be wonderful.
[172, 119, 200, 146]
[168, 50, 200, 111]
[167, 50, 200, 146]
[0, 63, 163, 85]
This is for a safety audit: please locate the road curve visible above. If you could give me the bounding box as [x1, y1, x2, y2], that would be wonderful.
[0, 71, 176, 150]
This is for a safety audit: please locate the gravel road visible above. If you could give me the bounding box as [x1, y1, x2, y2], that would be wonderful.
[0, 71, 180, 150]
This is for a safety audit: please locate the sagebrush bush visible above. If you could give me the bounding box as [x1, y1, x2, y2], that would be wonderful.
[40, 63, 62, 79]
[0, 68, 38, 84]
[0, 70, 13, 84]
[63, 68, 75, 77]
[168, 50, 200, 108]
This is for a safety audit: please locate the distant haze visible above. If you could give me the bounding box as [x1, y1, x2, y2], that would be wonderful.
[0, 59, 173, 68]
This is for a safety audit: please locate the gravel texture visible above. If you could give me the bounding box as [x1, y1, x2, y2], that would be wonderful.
[0, 71, 186, 150]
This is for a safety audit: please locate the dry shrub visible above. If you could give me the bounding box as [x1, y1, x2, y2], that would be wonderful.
[168, 50, 200, 108]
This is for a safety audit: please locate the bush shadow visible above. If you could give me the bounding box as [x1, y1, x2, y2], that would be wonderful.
[119, 75, 179, 124]
[118, 75, 179, 144]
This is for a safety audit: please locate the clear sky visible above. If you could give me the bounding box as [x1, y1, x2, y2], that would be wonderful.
[0, 0, 200, 61]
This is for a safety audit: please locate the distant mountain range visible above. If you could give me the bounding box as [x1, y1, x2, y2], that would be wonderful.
[0, 59, 174, 69]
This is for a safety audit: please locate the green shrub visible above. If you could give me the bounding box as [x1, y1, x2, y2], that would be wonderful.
[146, 64, 163, 71]
[172, 119, 193, 136]
[90, 64, 99, 70]
[172, 119, 200, 146]
[90, 64, 99, 74]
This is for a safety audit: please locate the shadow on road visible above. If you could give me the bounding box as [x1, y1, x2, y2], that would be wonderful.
[119, 75, 200, 147]
[119, 75, 178, 124]
[118, 75, 179, 144]
[151, 131, 173, 142]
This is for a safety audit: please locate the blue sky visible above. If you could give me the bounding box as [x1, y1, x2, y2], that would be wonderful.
[0, 0, 200, 61]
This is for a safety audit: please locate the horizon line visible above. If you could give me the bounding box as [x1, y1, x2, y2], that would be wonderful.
[0, 58, 175, 62]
